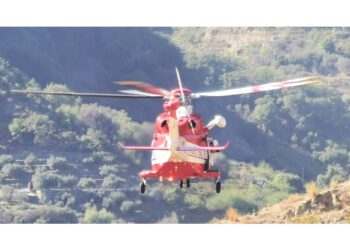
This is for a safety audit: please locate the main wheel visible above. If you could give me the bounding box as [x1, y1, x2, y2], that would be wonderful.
[140, 182, 146, 194]
[179, 180, 184, 188]
[216, 181, 221, 193]
[186, 179, 190, 188]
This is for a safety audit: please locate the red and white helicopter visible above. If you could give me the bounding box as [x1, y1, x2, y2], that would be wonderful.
[12, 69, 319, 193]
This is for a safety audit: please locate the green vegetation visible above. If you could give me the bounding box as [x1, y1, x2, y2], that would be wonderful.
[80, 206, 117, 224]
[1, 27, 350, 223]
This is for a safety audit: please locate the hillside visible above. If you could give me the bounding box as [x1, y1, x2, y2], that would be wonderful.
[214, 180, 350, 224]
[1, 27, 350, 223]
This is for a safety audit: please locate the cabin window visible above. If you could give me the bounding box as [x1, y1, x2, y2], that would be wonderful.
[161, 120, 168, 127]
[189, 120, 196, 128]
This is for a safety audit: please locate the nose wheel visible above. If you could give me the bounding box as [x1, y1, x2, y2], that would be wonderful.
[215, 180, 221, 193]
[179, 179, 190, 188]
[140, 181, 146, 194]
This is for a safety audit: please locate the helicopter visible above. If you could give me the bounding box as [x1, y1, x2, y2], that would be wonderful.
[11, 68, 320, 193]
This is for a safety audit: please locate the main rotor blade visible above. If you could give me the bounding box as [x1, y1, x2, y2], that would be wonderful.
[115, 81, 170, 96]
[175, 67, 186, 103]
[191, 76, 321, 98]
[11, 89, 163, 98]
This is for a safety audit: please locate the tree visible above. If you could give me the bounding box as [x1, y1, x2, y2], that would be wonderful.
[77, 177, 97, 189]
[24, 153, 36, 166]
[0, 155, 14, 169]
[47, 155, 69, 170]
[80, 206, 116, 223]
[2, 164, 27, 179]
[120, 200, 138, 214]
[102, 191, 126, 210]
[9, 113, 56, 146]
[316, 164, 347, 188]
[80, 128, 108, 151]
[101, 174, 125, 189]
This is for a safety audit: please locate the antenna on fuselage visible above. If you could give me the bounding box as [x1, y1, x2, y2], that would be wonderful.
[175, 67, 186, 104]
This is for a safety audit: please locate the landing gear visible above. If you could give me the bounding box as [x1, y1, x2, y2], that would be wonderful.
[179, 180, 184, 188]
[186, 179, 190, 188]
[140, 181, 146, 194]
[215, 180, 221, 193]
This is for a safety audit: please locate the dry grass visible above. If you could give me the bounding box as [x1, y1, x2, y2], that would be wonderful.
[286, 194, 304, 203]
[225, 208, 239, 222]
[293, 215, 321, 224]
[305, 182, 319, 198]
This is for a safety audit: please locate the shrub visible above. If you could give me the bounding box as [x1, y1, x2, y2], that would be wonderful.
[2, 164, 27, 179]
[32, 172, 78, 189]
[9, 113, 56, 146]
[80, 128, 108, 151]
[78, 177, 97, 189]
[80, 206, 116, 223]
[24, 153, 36, 165]
[120, 200, 137, 214]
[305, 181, 319, 198]
[102, 191, 126, 210]
[59, 192, 76, 207]
[0, 155, 14, 168]
[99, 165, 119, 177]
[316, 164, 347, 189]
[101, 174, 125, 189]
[157, 212, 179, 224]
[47, 155, 69, 170]
[32, 172, 59, 189]
[13, 206, 78, 223]
[184, 194, 205, 210]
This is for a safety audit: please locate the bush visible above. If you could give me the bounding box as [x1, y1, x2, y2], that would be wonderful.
[2, 164, 27, 179]
[120, 200, 137, 214]
[78, 177, 97, 189]
[32, 172, 59, 189]
[13, 206, 78, 223]
[59, 192, 76, 207]
[184, 194, 205, 210]
[157, 212, 179, 224]
[9, 113, 56, 146]
[24, 153, 36, 165]
[99, 165, 119, 177]
[102, 191, 126, 210]
[101, 174, 125, 189]
[32, 172, 78, 189]
[80, 128, 108, 151]
[305, 181, 319, 198]
[80, 206, 116, 223]
[0, 155, 14, 168]
[316, 164, 347, 188]
[47, 155, 69, 170]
